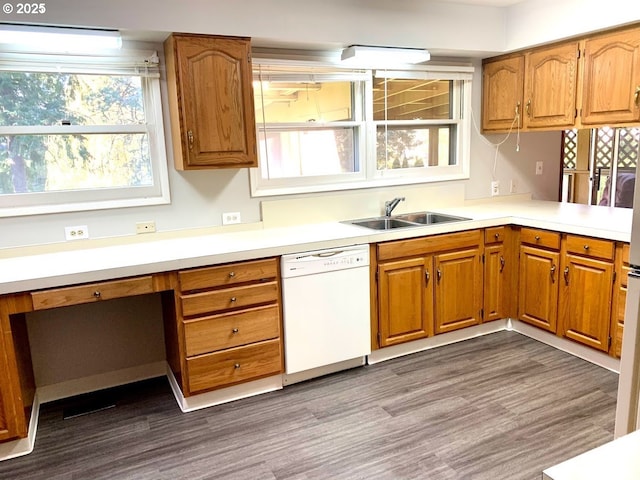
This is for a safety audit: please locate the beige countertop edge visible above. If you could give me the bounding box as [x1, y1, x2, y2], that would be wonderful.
[0, 202, 632, 295]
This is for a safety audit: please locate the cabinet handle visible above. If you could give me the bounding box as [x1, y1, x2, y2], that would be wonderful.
[232, 328, 239, 334]
[535, 235, 541, 241]
[230, 297, 237, 303]
[526, 99, 531, 117]
[515, 101, 521, 117]
[499, 256, 505, 273]
[436, 268, 442, 283]
[228, 271, 236, 279]
[550, 264, 556, 283]
[635, 86, 640, 108]
[583, 244, 590, 251]
[494, 233, 500, 240]
[234, 363, 241, 369]
[187, 130, 194, 150]
[564, 266, 570, 285]
[425, 270, 430, 284]
[93, 290, 101, 298]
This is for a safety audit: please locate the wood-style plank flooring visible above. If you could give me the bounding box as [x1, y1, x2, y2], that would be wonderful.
[0, 331, 618, 479]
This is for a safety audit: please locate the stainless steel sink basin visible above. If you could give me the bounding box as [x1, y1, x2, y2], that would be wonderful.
[345, 211, 471, 230]
[394, 212, 470, 225]
[349, 217, 418, 230]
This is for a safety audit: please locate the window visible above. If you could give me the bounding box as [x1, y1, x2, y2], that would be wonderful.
[561, 127, 638, 208]
[0, 44, 169, 217]
[250, 62, 472, 196]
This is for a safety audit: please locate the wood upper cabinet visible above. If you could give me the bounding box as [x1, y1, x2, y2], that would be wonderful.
[581, 28, 640, 126]
[518, 228, 561, 333]
[377, 257, 433, 347]
[434, 247, 483, 334]
[559, 235, 615, 352]
[164, 33, 258, 170]
[482, 56, 524, 131]
[523, 42, 579, 129]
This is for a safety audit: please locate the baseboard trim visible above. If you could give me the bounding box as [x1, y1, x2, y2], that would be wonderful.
[0, 392, 40, 462]
[283, 357, 366, 385]
[166, 366, 283, 413]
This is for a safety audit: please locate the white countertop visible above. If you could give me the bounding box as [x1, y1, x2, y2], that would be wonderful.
[0, 200, 632, 295]
[543, 430, 640, 480]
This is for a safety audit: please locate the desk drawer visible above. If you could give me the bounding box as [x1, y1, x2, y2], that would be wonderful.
[31, 276, 154, 310]
[520, 228, 560, 250]
[565, 235, 614, 260]
[186, 339, 282, 393]
[184, 304, 280, 356]
[179, 258, 278, 292]
[180, 281, 278, 317]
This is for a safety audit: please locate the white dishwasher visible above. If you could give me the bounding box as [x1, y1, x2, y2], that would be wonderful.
[281, 244, 371, 383]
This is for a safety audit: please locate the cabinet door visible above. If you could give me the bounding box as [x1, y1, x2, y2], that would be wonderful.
[518, 246, 559, 332]
[611, 244, 630, 358]
[484, 243, 506, 322]
[167, 34, 257, 169]
[378, 257, 433, 347]
[581, 28, 640, 125]
[434, 248, 483, 334]
[560, 254, 614, 352]
[524, 42, 579, 128]
[482, 56, 524, 131]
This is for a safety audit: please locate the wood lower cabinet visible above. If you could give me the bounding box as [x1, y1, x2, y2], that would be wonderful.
[377, 257, 433, 347]
[434, 247, 483, 334]
[175, 258, 283, 396]
[611, 243, 631, 358]
[164, 33, 257, 170]
[483, 226, 517, 322]
[518, 228, 561, 332]
[376, 230, 483, 347]
[558, 235, 615, 352]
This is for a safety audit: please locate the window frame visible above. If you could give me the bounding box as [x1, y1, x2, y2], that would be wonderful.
[0, 49, 170, 217]
[249, 59, 473, 197]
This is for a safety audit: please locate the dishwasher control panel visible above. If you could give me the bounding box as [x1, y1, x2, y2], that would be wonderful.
[281, 244, 370, 278]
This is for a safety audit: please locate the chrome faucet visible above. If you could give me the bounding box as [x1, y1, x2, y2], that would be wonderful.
[384, 197, 405, 217]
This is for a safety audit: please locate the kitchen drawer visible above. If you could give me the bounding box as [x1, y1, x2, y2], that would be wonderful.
[565, 235, 614, 260]
[520, 227, 560, 250]
[179, 258, 278, 292]
[181, 281, 278, 317]
[184, 304, 280, 356]
[485, 226, 506, 244]
[186, 338, 282, 393]
[31, 276, 154, 310]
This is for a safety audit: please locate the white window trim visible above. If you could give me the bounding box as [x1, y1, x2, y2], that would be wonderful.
[249, 61, 473, 198]
[0, 49, 170, 218]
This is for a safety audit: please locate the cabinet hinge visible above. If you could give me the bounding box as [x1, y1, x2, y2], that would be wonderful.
[377, 331, 382, 346]
[577, 49, 581, 59]
[613, 271, 617, 284]
[608, 336, 612, 348]
[480, 308, 484, 320]
[375, 271, 379, 282]
[481, 254, 485, 264]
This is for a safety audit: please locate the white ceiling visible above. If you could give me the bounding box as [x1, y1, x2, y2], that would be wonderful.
[438, 0, 523, 5]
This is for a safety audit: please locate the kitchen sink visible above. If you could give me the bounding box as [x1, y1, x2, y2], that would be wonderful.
[346, 211, 471, 230]
[394, 212, 471, 225]
[349, 217, 418, 230]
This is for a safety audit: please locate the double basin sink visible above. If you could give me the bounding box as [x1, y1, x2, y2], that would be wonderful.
[346, 211, 471, 230]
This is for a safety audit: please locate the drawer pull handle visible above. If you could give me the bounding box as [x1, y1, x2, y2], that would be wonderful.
[535, 235, 541, 241]
[550, 264, 556, 283]
[583, 245, 590, 250]
[93, 291, 101, 298]
[499, 256, 505, 273]
[229, 271, 236, 278]
[234, 363, 241, 369]
[230, 297, 237, 303]
[494, 233, 500, 239]
[232, 328, 239, 334]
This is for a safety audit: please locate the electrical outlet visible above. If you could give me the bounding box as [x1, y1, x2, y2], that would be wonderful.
[222, 212, 241, 225]
[510, 179, 517, 193]
[491, 181, 500, 196]
[64, 225, 89, 241]
[136, 221, 156, 234]
[536, 161, 544, 175]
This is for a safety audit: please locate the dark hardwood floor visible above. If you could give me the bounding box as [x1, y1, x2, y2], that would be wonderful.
[0, 331, 618, 480]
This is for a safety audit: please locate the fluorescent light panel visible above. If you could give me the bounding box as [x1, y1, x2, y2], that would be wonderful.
[341, 45, 431, 67]
[0, 24, 122, 52]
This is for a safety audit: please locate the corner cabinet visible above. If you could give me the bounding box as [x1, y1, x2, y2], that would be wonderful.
[164, 33, 258, 170]
[581, 28, 640, 126]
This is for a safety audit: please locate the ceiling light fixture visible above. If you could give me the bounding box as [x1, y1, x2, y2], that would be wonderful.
[340, 45, 431, 67]
[0, 24, 122, 52]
